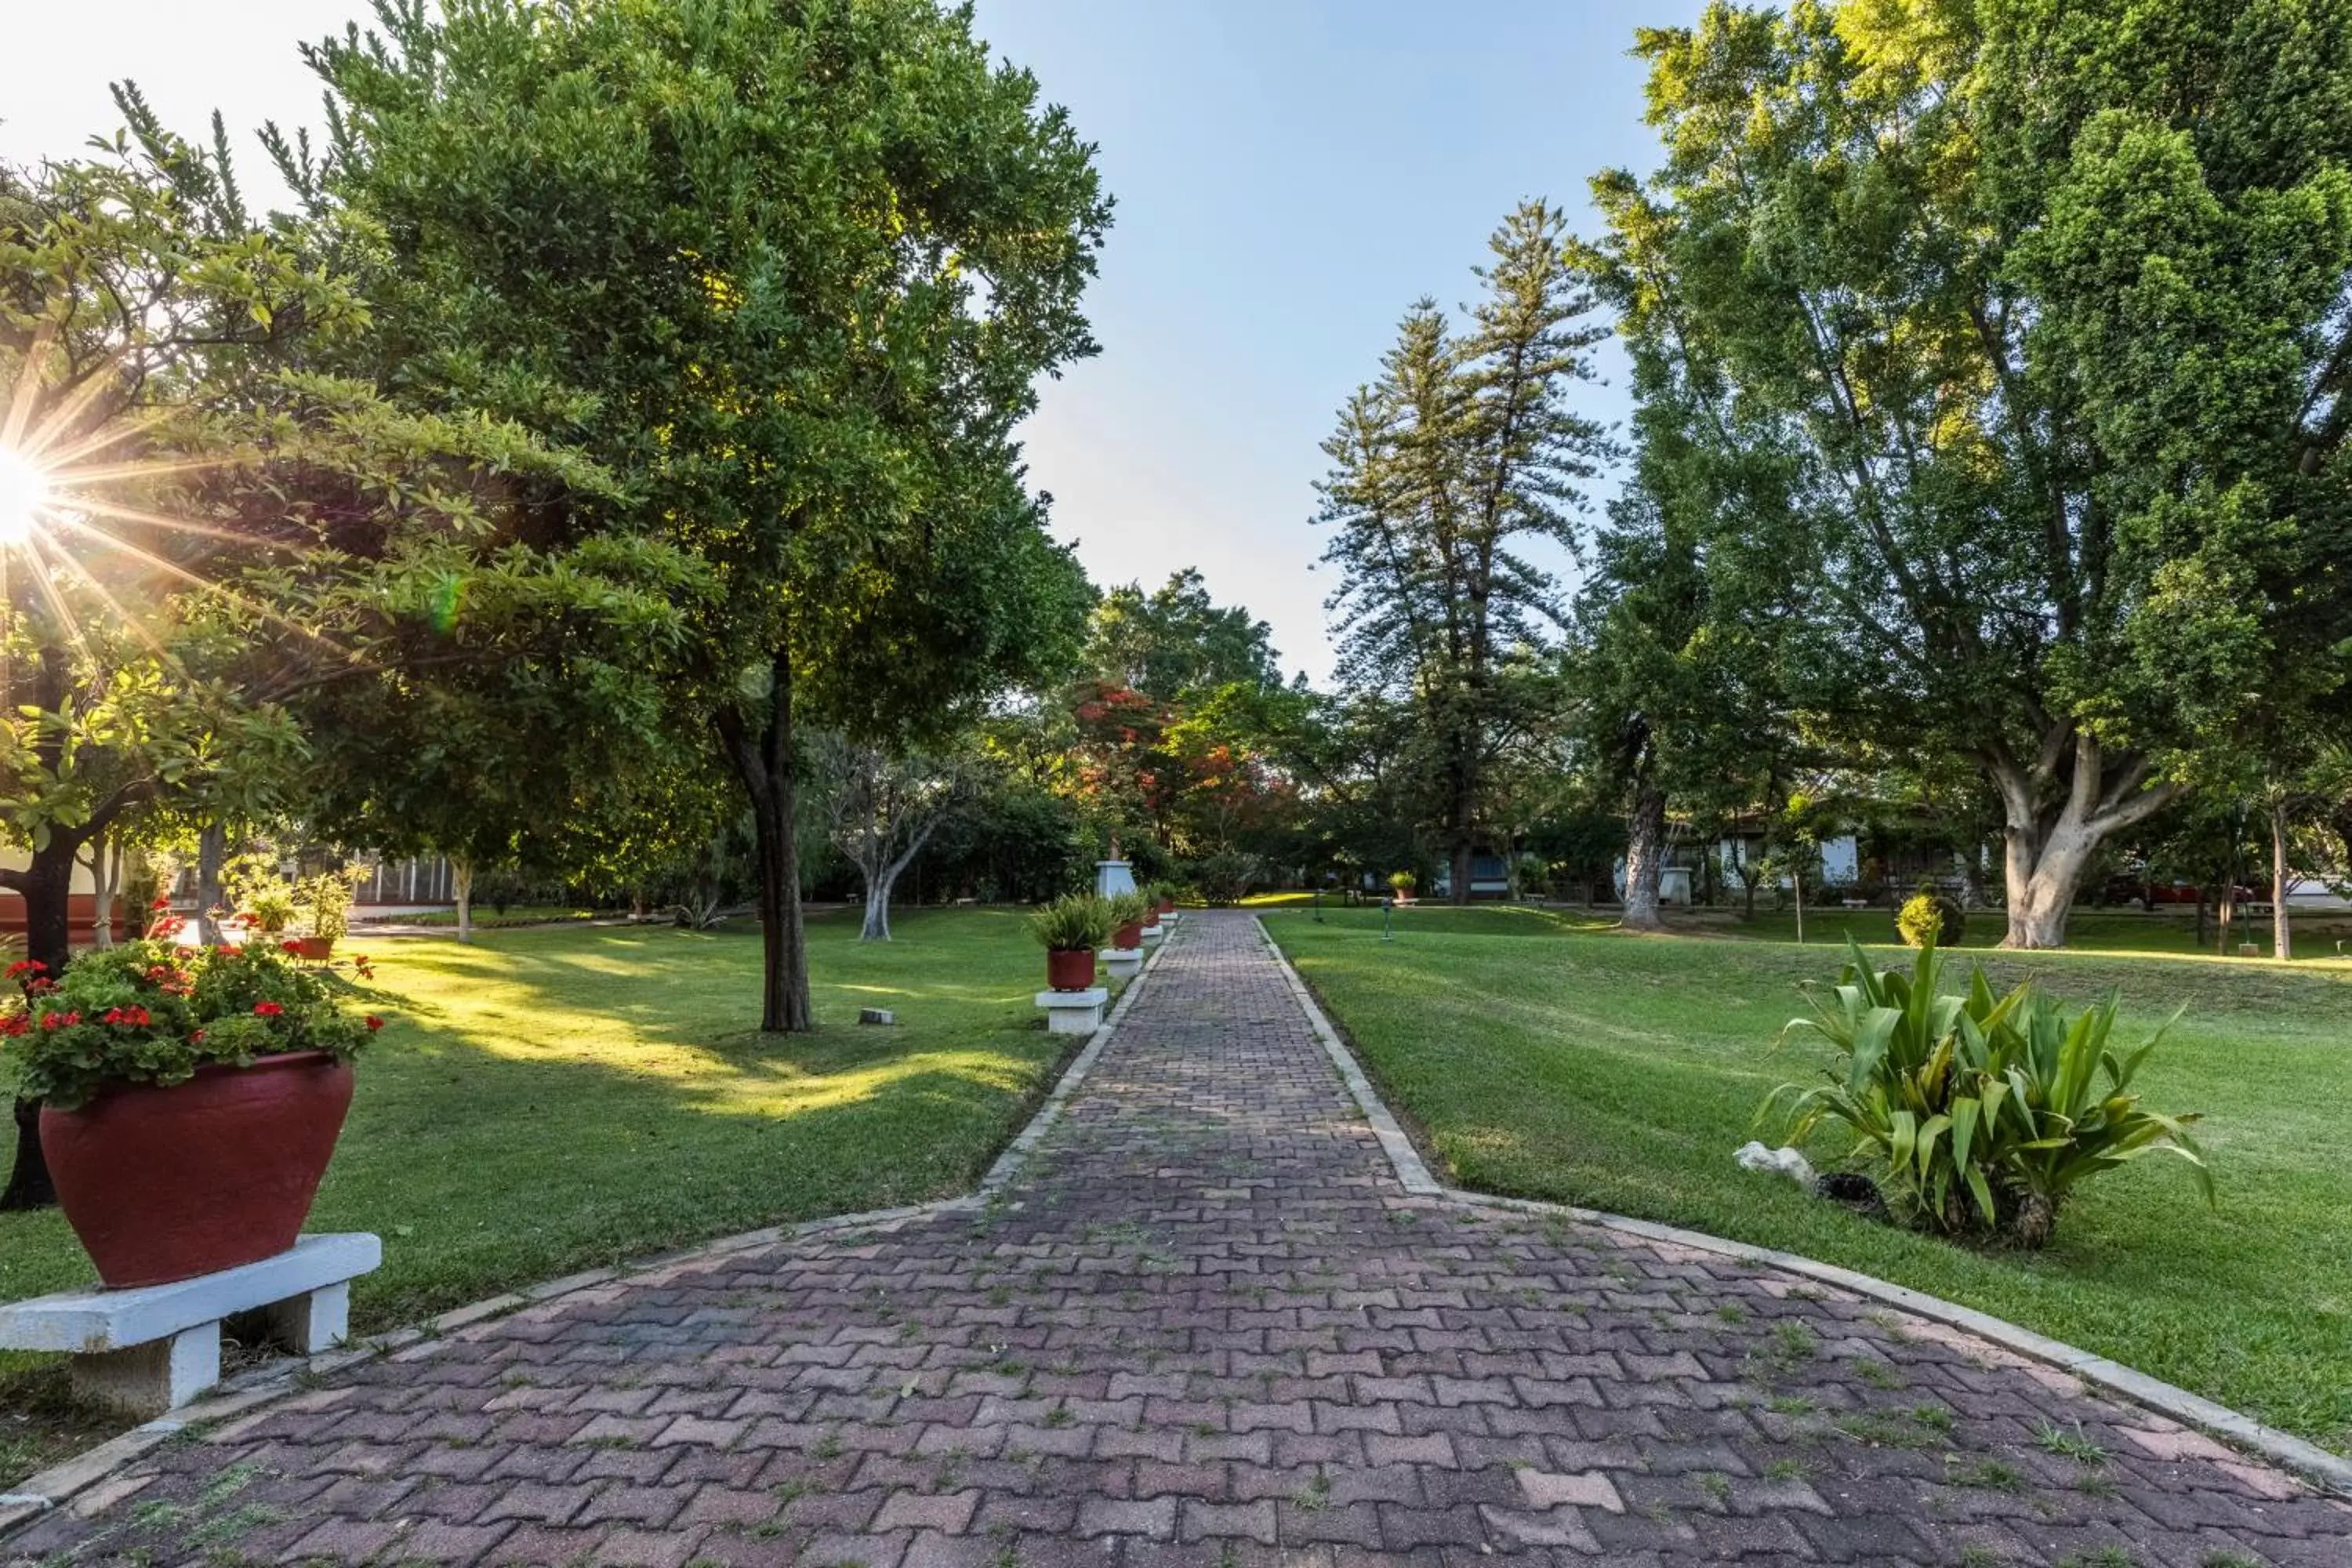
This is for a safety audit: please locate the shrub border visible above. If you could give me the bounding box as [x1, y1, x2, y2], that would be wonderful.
[0, 931, 1174, 1537]
[1251, 914, 2352, 1501]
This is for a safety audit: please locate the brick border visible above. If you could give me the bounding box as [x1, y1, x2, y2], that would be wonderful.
[1254, 914, 2352, 1502]
[0, 931, 1177, 1539]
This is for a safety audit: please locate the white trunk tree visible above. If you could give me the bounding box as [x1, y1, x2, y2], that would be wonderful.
[818, 737, 968, 942]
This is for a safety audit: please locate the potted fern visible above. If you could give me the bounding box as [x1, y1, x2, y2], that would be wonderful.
[1108, 891, 1150, 951]
[1031, 894, 1112, 991]
[1388, 869, 1417, 906]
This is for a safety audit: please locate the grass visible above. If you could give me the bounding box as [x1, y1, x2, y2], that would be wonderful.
[1266, 904, 2352, 1453]
[361, 903, 603, 929]
[0, 907, 1097, 1485]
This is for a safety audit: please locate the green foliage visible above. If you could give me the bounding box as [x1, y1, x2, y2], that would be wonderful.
[1764, 939, 2212, 1245]
[1388, 870, 1418, 894]
[1028, 895, 1112, 953]
[1194, 850, 1261, 906]
[1316, 201, 1617, 886]
[1583, 0, 2352, 946]
[1089, 570, 1283, 701]
[296, 869, 364, 944]
[299, 0, 1111, 1028]
[235, 882, 299, 936]
[1105, 891, 1151, 930]
[2, 940, 375, 1111]
[1896, 890, 1965, 950]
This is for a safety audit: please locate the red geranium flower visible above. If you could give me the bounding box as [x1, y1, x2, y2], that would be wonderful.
[252, 1000, 285, 1018]
[281, 941, 304, 956]
[5, 960, 45, 978]
[365, 1015, 384, 1032]
[151, 897, 171, 910]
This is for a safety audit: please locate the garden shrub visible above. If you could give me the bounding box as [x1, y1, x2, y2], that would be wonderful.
[1, 939, 379, 1111]
[1761, 938, 2211, 1247]
[1896, 887, 1965, 948]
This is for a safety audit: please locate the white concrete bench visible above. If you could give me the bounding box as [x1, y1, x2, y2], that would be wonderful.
[0, 1233, 380, 1416]
[1034, 986, 1109, 1035]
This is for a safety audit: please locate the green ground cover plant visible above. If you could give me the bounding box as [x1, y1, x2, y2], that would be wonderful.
[1267, 906, 2352, 1452]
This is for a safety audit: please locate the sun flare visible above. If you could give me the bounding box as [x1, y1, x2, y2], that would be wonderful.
[0, 445, 48, 546]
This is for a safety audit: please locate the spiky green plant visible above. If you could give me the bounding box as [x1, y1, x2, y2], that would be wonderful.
[1760, 938, 2212, 1247]
[1028, 895, 1112, 953]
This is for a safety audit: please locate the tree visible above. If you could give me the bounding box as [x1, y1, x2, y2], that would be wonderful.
[1089, 570, 1283, 699]
[1584, 0, 2352, 947]
[299, 0, 1107, 1029]
[1316, 201, 1617, 902]
[815, 735, 970, 942]
[0, 123, 633, 1208]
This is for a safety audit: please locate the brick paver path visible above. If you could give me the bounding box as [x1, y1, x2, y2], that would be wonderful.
[14, 912, 2350, 1566]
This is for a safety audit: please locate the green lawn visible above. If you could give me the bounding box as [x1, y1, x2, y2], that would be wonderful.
[1, 908, 1091, 1483]
[1267, 905, 2352, 1453]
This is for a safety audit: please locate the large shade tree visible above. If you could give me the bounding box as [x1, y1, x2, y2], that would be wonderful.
[296, 0, 1108, 1028]
[0, 127, 648, 1207]
[1584, 0, 2352, 947]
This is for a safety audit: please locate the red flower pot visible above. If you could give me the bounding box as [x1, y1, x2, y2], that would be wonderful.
[292, 936, 335, 960]
[1112, 921, 1144, 951]
[1044, 948, 1097, 992]
[1142, 907, 1161, 929]
[41, 1052, 355, 1288]
[1156, 896, 1175, 916]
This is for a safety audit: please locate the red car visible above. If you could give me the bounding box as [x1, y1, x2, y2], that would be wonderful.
[2100, 876, 2259, 907]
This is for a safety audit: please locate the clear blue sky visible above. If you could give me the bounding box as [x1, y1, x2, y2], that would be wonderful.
[0, 0, 1704, 684]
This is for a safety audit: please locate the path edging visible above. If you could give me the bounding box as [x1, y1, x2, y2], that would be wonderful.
[0, 934, 1175, 1539]
[1253, 914, 2352, 1501]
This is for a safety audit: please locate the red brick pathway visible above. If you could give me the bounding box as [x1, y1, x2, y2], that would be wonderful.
[11, 912, 2348, 1566]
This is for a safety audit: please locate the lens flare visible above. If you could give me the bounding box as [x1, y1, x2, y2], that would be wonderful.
[0, 446, 47, 545]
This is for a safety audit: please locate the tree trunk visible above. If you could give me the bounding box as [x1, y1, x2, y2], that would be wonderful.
[861, 875, 895, 942]
[1, 836, 79, 1212]
[718, 652, 813, 1033]
[83, 832, 118, 949]
[1621, 779, 1668, 932]
[2272, 803, 2292, 960]
[194, 823, 227, 946]
[453, 858, 474, 945]
[1792, 866, 1806, 945]
[1986, 735, 2176, 951]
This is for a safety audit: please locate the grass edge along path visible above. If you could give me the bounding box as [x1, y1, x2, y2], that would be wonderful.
[0, 906, 1112, 1487]
[1264, 905, 2352, 1457]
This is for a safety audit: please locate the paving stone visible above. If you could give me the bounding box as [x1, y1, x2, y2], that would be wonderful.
[17, 913, 2347, 1568]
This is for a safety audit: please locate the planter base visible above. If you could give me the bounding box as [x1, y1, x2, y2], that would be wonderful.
[1102, 947, 1143, 979]
[0, 1232, 379, 1417]
[1033, 987, 1109, 1036]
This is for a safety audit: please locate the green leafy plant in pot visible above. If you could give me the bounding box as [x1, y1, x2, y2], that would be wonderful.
[1030, 895, 1112, 991]
[3, 939, 384, 1286]
[292, 869, 361, 959]
[1388, 870, 1417, 903]
[1107, 891, 1150, 950]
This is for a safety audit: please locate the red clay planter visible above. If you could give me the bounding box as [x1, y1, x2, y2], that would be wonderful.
[42, 1051, 356, 1288]
[1044, 948, 1098, 993]
[1112, 921, 1144, 950]
[290, 936, 335, 961]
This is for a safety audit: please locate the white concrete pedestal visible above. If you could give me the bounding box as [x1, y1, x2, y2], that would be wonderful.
[1034, 987, 1109, 1035]
[1140, 922, 1166, 943]
[1094, 860, 1138, 900]
[0, 1233, 379, 1416]
[1102, 946, 1142, 979]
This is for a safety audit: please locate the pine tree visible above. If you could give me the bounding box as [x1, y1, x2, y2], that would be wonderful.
[1315, 201, 1616, 902]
